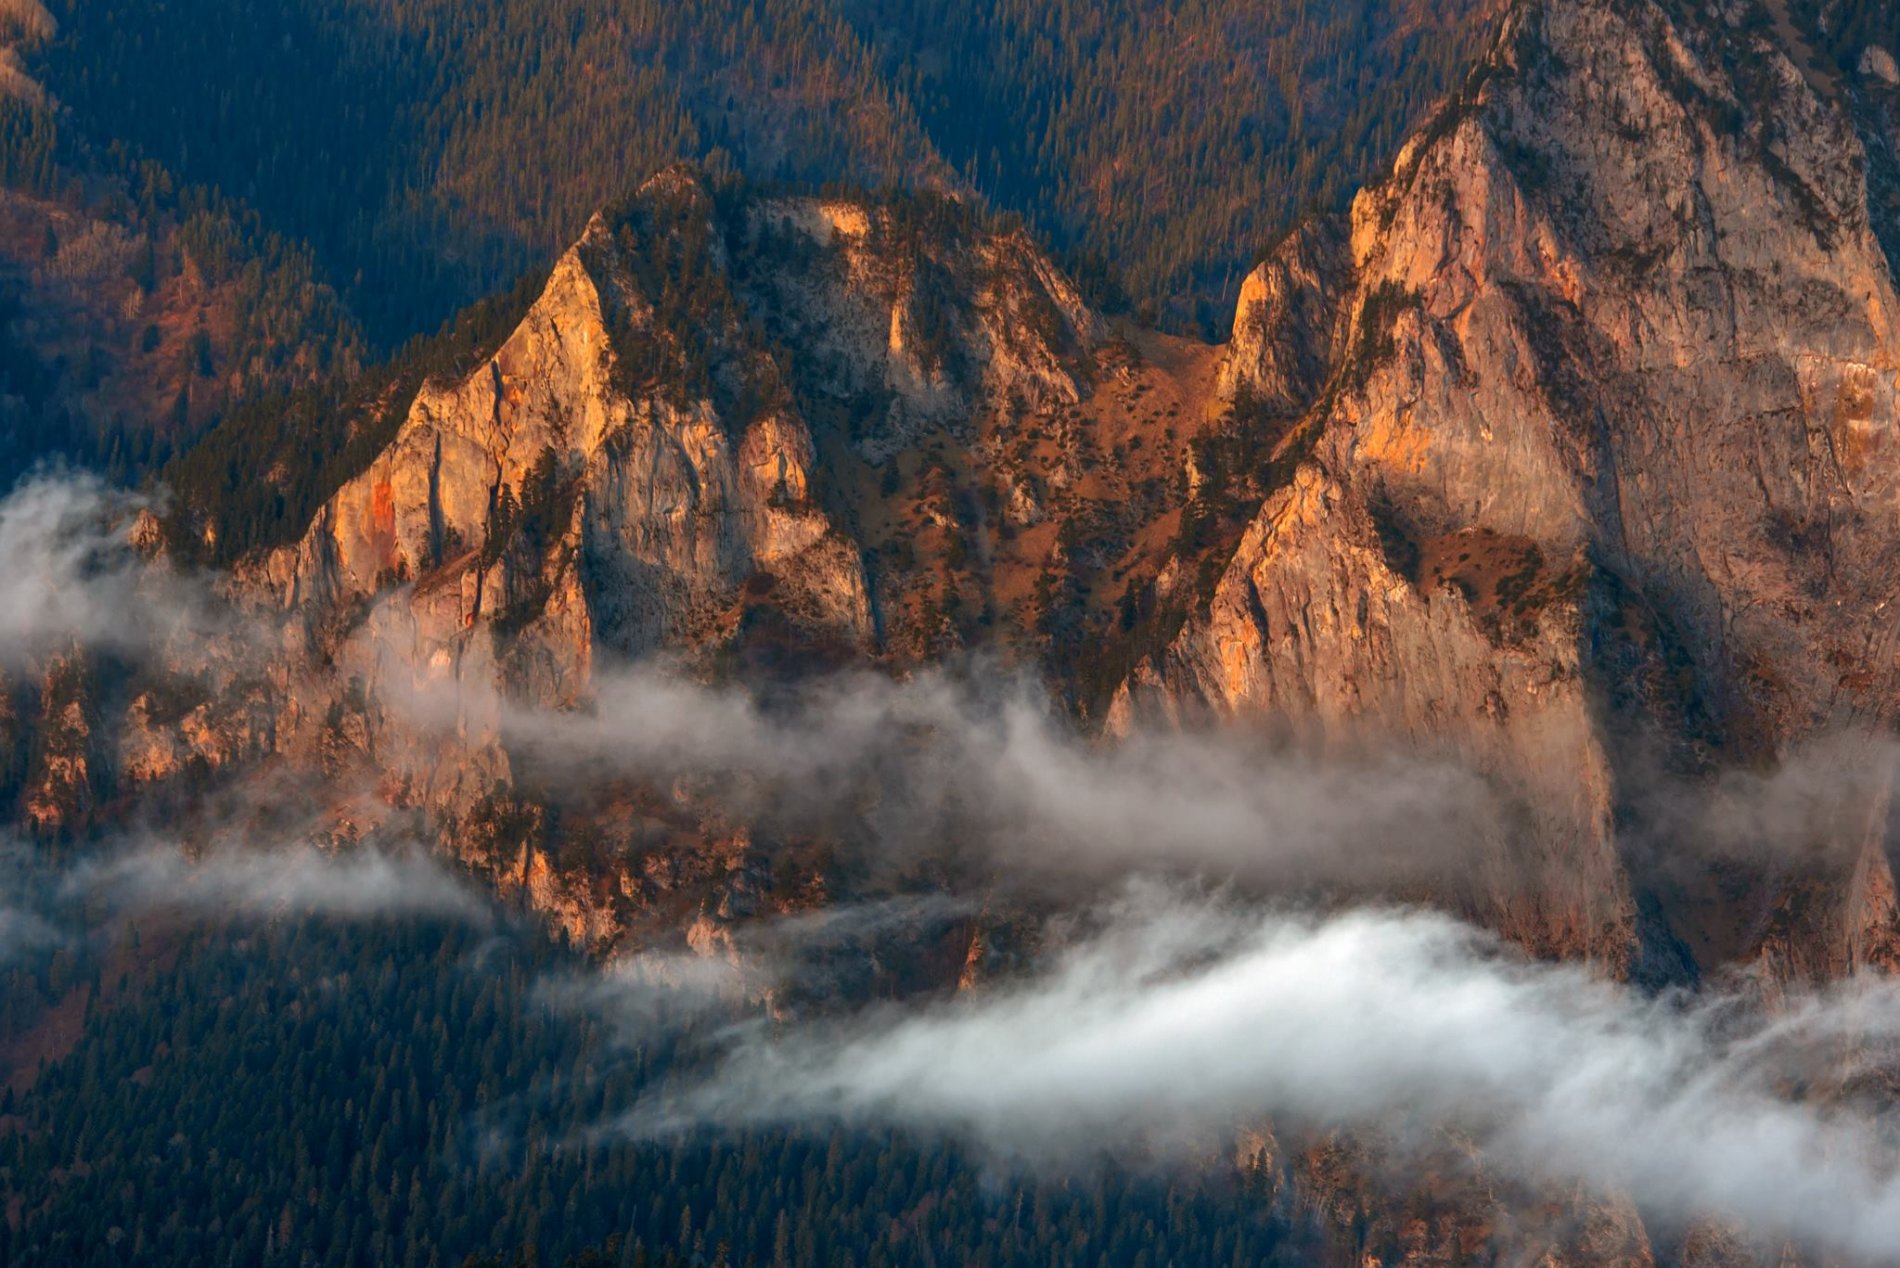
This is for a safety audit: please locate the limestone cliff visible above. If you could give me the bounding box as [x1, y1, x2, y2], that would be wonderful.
[1118, 0, 1900, 979]
[273, 177, 868, 698]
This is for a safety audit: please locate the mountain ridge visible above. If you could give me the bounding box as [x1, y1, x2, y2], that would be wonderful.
[67, 0, 1900, 985]
[15, 1, 1900, 1262]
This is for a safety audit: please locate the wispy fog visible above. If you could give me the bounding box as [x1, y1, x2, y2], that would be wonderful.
[401, 663, 1509, 893]
[68, 840, 494, 925]
[0, 904, 59, 963]
[539, 894, 972, 1035]
[0, 473, 224, 668]
[622, 885, 1900, 1260]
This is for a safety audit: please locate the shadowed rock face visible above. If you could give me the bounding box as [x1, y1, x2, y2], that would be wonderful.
[1117, 0, 1900, 980]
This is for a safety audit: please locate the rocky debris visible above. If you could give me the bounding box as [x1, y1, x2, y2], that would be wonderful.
[1862, 45, 1899, 87]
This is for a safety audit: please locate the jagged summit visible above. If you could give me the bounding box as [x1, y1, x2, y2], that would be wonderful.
[1117, 0, 1900, 979]
[263, 167, 1118, 695]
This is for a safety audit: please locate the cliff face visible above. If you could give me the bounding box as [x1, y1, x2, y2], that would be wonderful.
[17, 0, 1899, 994]
[265, 167, 1128, 681]
[1118, 0, 1900, 979]
[273, 178, 867, 701]
[104, 171, 1118, 941]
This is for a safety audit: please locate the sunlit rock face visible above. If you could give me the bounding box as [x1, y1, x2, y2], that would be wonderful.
[274, 193, 868, 705]
[269, 167, 1107, 698]
[30, 0, 1900, 994]
[1118, 0, 1900, 980]
[109, 169, 1106, 939]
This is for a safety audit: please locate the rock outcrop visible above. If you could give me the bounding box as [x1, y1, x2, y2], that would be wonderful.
[127, 169, 1120, 941]
[275, 178, 871, 701]
[1219, 216, 1351, 414]
[268, 169, 1112, 692]
[1118, 0, 1900, 979]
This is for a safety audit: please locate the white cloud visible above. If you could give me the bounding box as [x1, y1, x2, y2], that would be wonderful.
[0, 472, 222, 669]
[624, 887, 1900, 1260]
[70, 842, 493, 925]
[404, 664, 1503, 891]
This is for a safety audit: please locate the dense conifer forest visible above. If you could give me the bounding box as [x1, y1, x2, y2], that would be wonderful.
[0, 916, 1306, 1268]
[32, 0, 1498, 344]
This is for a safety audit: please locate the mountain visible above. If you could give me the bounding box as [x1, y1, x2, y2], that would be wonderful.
[176, 0, 1900, 988]
[170, 171, 1233, 697]
[1119, 0, 1900, 982]
[13, 0, 1900, 1264]
[126, 171, 1212, 938]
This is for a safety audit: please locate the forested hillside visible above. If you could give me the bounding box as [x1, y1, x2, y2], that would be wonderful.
[848, 0, 1501, 331]
[33, 0, 1497, 342]
[0, 916, 1304, 1268]
[0, 88, 361, 480]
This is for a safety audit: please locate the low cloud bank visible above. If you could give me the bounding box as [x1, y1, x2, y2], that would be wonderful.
[69, 841, 494, 925]
[14, 477, 1900, 1258]
[0, 840, 63, 962]
[0, 472, 221, 668]
[1629, 732, 1900, 872]
[0, 473, 1505, 897]
[5, 472, 1883, 904]
[623, 887, 1900, 1260]
[443, 665, 1506, 892]
[0, 905, 59, 962]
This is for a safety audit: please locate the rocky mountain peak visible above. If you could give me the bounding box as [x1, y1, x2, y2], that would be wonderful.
[1115, 0, 1900, 980]
[37, 0, 1900, 993]
[257, 168, 1123, 712]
